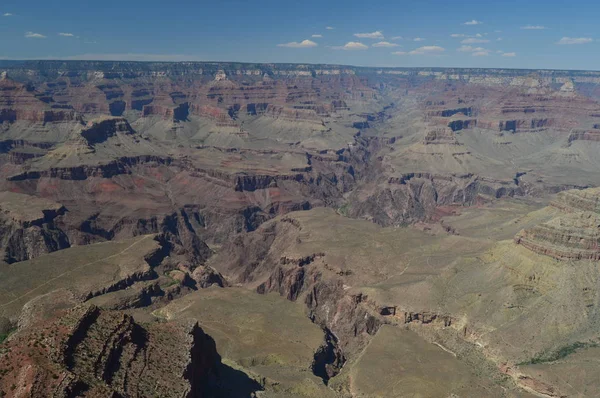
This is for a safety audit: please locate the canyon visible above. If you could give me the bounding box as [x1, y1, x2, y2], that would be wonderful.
[1, 60, 600, 397]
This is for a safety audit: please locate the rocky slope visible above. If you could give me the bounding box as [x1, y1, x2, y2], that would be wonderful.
[0, 300, 222, 397]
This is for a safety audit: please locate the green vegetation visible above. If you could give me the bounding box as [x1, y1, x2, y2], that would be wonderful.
[337, 203, 350, 217]
[162, 276, 179, 288]
[0, 328, 15, 344]
[519, 341, 599, 365]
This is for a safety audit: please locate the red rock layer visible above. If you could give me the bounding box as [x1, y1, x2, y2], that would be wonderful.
[264, 104, 324, 124]
[0, 305, 222, 398]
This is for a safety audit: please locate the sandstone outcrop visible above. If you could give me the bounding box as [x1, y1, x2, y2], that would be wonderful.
[551, 187, 600, 213]
[567, 129, 600, 144]
[515, 187, 600, 260]
[263, 104, 325, 125]
[191, 105, 238, 127]
[422, 127, 458, 145]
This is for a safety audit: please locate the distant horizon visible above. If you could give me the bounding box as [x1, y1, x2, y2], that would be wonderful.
[1, 58, 600, 74]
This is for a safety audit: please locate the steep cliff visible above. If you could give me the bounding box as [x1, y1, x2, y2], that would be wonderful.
[0, 304, 222, 397]
[0, 191, 69, 263]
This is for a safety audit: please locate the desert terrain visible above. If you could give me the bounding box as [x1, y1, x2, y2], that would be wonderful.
[1, 61, 600, 397]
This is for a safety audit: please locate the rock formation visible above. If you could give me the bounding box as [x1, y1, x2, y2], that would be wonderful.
[515, 187, 600, 260]
[263, 104, 325, 125]
[0, 191, 69, 263]
[80, 116, 135, 145]
[0, 304, 222, 397]
[567, 129, 600, 144]
[422, 127, 459, 145]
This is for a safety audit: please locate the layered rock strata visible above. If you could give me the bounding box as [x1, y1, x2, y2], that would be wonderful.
[515, 187, 600, 260]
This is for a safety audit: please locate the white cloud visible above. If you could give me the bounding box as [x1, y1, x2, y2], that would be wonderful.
[333, 41, 369, 50]
[413, 37, 426, 42]
[311, 34, 322, 38]
[521, 25, 547, 30]
[277, 39, 318, 48]
[372, 41, 399, 48]
[459, 45, 510, 57]
[556, 37, 593, 45]
[452, 33, 486, 39]
[464, 20, 482, 25]
[408, 46, 445, 55]
[59, 32, 75, 37]
[457, 45, 486, 52]
[392, 51, 407, 55]
[390, 36, 403, 40]
[25, 32, 46, 39]
[458, 45, 492, 56]
[461, 38, 489, 44]
[3, 13, 12, 17]
[326, 26, 334, 30]
[497, 37, 503, 41]
[354, 31, 384, 39]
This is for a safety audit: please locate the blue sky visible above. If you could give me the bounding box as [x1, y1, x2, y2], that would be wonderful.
[0, 0, 599, 70]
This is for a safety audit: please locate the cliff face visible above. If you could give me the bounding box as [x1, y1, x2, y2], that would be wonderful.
[0, 304, 222, 398]
[0, 78, 79, 123]
[263, 104, 325, 124]
[191, 105, 238, 127]
[348, 173, 523, 226]
[0, 188, 213, 267]
[80, 117, 134, 145]
[567, 129, 600, 144]
[0, 192, 70, 263]
[420, 74, 600, 140]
